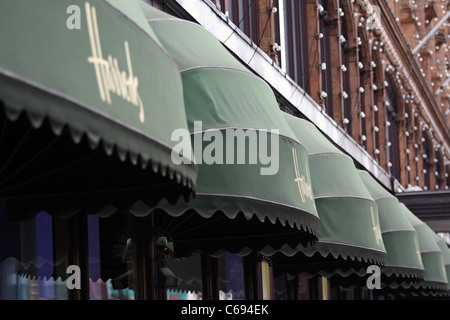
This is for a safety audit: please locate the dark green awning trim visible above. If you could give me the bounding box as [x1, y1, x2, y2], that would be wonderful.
[269, 114, 386, 277]
[142, 4, 320, 256]
[359, 171, 425, 281]
[0, 0, 197, 213]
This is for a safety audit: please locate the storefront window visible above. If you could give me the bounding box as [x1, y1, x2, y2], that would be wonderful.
[166, 254, 203, 300]
[89, 213, 135, 300]
[0, 205, 68, 300]
[218, 253, 245, 300]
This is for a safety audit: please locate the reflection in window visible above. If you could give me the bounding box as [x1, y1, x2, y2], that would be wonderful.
[220, 0, 259, 42]
[218, 253, 245, 300]
[275, 273, 318, 300]
[166, 254, 203, 300]
[89, 213, 135, 300]
[0, 205, 68, 300]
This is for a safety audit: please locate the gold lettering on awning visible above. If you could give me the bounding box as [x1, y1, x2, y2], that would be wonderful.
[370, 206, 383, 245]
[85, 2, 144, 123]
[292, 147, 314, 204]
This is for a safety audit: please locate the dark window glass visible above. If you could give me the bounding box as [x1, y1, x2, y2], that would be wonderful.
[373, 72, 380, 154]
[385, 76, 401, 180]
[446, 165, 450, 189]
[422, 132, 432, 189]
[166, 254, 203, 300]
[319, 0, 333, 116]
[360, 53, 366, 147]
[0, 206, 69, 300]
[218, 253, 245, 300]
[277, 0, 309, 91]
[435, 150, 443, 189]
[222, 0, 259, 43]
[92, 213, 135, 300]
[341, 10, 352, 135]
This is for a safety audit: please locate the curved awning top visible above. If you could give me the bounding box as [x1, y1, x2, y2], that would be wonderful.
[0, 0, 197, 214]
[359, 171, 425, 280]
[139, 4, 320, 256]
[271, 114, 386, 277]
[403, 207, 448, 292]
[435, 235, 450, 292]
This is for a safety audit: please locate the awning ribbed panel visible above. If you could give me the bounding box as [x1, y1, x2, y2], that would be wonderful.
[269, 114, 386, 278]
[0, 0, 197, 218]
[141, 4, 320, 256]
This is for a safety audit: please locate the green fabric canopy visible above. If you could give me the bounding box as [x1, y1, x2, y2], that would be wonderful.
[399, 207, 448, 296]
[141, 3, 320, 257]
[436, 235, 450, 294]
[269, 113, 386, 278]
[359, 171, 424, 281]
[0, 0, 197, 217]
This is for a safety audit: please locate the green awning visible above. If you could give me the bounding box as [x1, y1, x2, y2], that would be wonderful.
[0, 0, 196, 218]
[435, 235, 450, 293]
[359, 171, 424, 281]
[141, 4, 320, 256]
[270, 114, 386, 277]
[400, 208, 448, 296]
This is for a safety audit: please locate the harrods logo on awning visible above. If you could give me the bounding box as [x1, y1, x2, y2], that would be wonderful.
[292, 147, 314, 204]
[85, 2, 144, 123]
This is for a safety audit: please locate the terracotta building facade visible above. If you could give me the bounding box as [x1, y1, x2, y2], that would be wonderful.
[215, 0, 450, 192]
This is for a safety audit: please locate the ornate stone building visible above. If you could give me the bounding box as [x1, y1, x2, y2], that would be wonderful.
[211, 0, 450, 193]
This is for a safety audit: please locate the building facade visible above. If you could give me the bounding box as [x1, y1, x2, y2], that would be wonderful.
[0, 0, 449, 302]
[207, 0, 450, 193]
